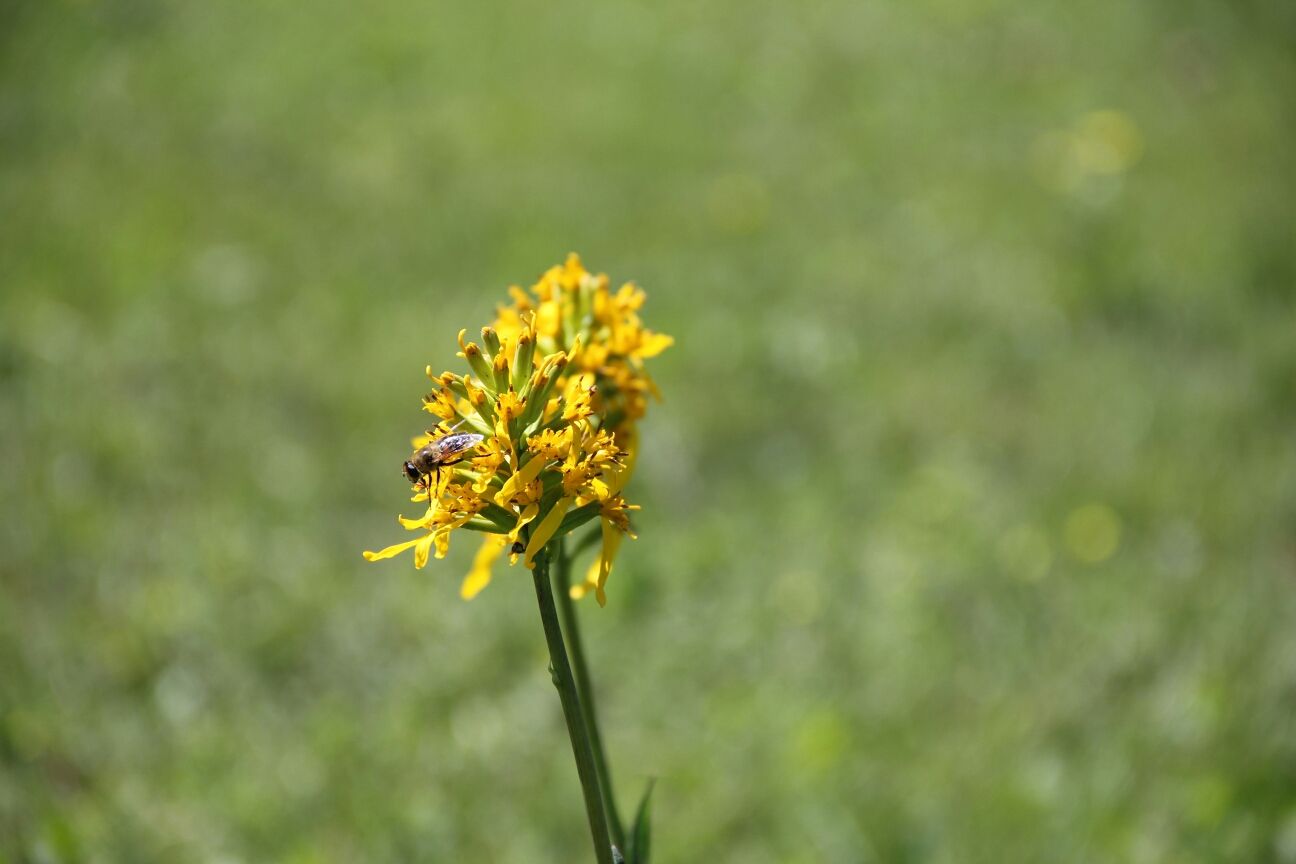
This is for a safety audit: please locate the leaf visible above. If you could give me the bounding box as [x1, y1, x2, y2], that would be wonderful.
[625, 779, 656, 864]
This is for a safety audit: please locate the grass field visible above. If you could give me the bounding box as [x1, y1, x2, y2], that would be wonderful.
[3, 1, 1295, 861]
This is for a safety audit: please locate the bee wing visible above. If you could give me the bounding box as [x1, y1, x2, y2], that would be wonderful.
[434, 432, 485, 459]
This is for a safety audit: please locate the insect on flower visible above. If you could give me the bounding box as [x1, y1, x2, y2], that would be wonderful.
[366, 255, 670, 598]
[402, 428, 484, 495]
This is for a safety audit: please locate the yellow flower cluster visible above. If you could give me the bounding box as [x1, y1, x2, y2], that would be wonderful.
[492, 254, 673, 439]
[364, 255, 671, 606]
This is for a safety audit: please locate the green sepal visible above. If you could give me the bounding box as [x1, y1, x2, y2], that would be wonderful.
[520, 357, 565, 432]
[512, 332, 536, 392]
[478, 502, 517, 531]
[462, 344, 494, 389]
[437, 373, 469, 399]
[471, 398, 497, 430]
[492, 357, 512, 395]
[480, 326, 501, 359]
[456, 412, 493, 437]
[556, 501, 601, 537]
[460, 517, 508, 534]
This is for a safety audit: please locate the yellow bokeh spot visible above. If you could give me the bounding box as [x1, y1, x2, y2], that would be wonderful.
[1031, 109, 1143, 195]
[1064, 504, 1122, 564]
[790, 708, 849, 779]
[1075, 110, 1143, 176]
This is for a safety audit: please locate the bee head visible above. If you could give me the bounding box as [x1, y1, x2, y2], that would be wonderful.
[402, 461, 421, 483]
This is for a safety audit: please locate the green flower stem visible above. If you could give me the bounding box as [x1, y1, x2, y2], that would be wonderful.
[531, 548, 614, 864]
[555, 539, 627, 852]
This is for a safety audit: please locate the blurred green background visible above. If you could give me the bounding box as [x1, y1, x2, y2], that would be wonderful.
[3, 1, 1295, 861]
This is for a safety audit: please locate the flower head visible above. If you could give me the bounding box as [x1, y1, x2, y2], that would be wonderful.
[492, 253, 673, 438]
[364, 256, 670, 605]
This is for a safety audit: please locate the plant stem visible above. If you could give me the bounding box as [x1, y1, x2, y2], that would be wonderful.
[531, 548, 614, 864]
[555, 538, 627, 852]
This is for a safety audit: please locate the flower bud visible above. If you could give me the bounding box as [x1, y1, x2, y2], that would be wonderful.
[480, 326, 501, 358]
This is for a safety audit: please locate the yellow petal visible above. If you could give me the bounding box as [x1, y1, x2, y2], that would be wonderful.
[571, 556, 603, 605]
[362, 537, 422, 562]
[607, 432, 639, 497]
[398, 509, 435, 530]
[594, 518, 624, 606]
[572, 518, 626, 605]
[461, 535, 508, 600]
[432, 514, 475, 561]
[509, 502, 540, 542]
[637, 331, 674, 358]
[498, 453, 548, 503]
[413, 533, 436, 569]
[536, 301, 561, 337]
[523, 496, 574, 568]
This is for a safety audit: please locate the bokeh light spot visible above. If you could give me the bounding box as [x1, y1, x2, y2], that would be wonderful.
[791, 708, 849, 780]
[1032, 109, 1143, 200]
[1064, 504, 1122, 564]
[1074, 110, 1144, 176]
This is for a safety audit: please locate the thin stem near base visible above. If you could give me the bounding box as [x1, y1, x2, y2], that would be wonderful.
[555, 538, 627, 851]
[531, 548, 614, 864]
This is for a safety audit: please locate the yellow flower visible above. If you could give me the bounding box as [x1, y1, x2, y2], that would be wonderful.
[528, 427, 573, 462]
[569, 431, 640, 607]
[364, 256, 668, 604]
[561, 373, 596, 422]
[492, 253, 672, 438]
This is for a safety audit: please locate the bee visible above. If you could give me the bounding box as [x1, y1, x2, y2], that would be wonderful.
[403, 427, 485, 497]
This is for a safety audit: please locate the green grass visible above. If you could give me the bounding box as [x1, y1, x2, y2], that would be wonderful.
[2, 1, 1295, 861]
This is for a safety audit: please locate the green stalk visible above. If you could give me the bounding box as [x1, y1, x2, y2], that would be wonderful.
[531, 548, 614, 864]
[555, 538, 627, 852]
